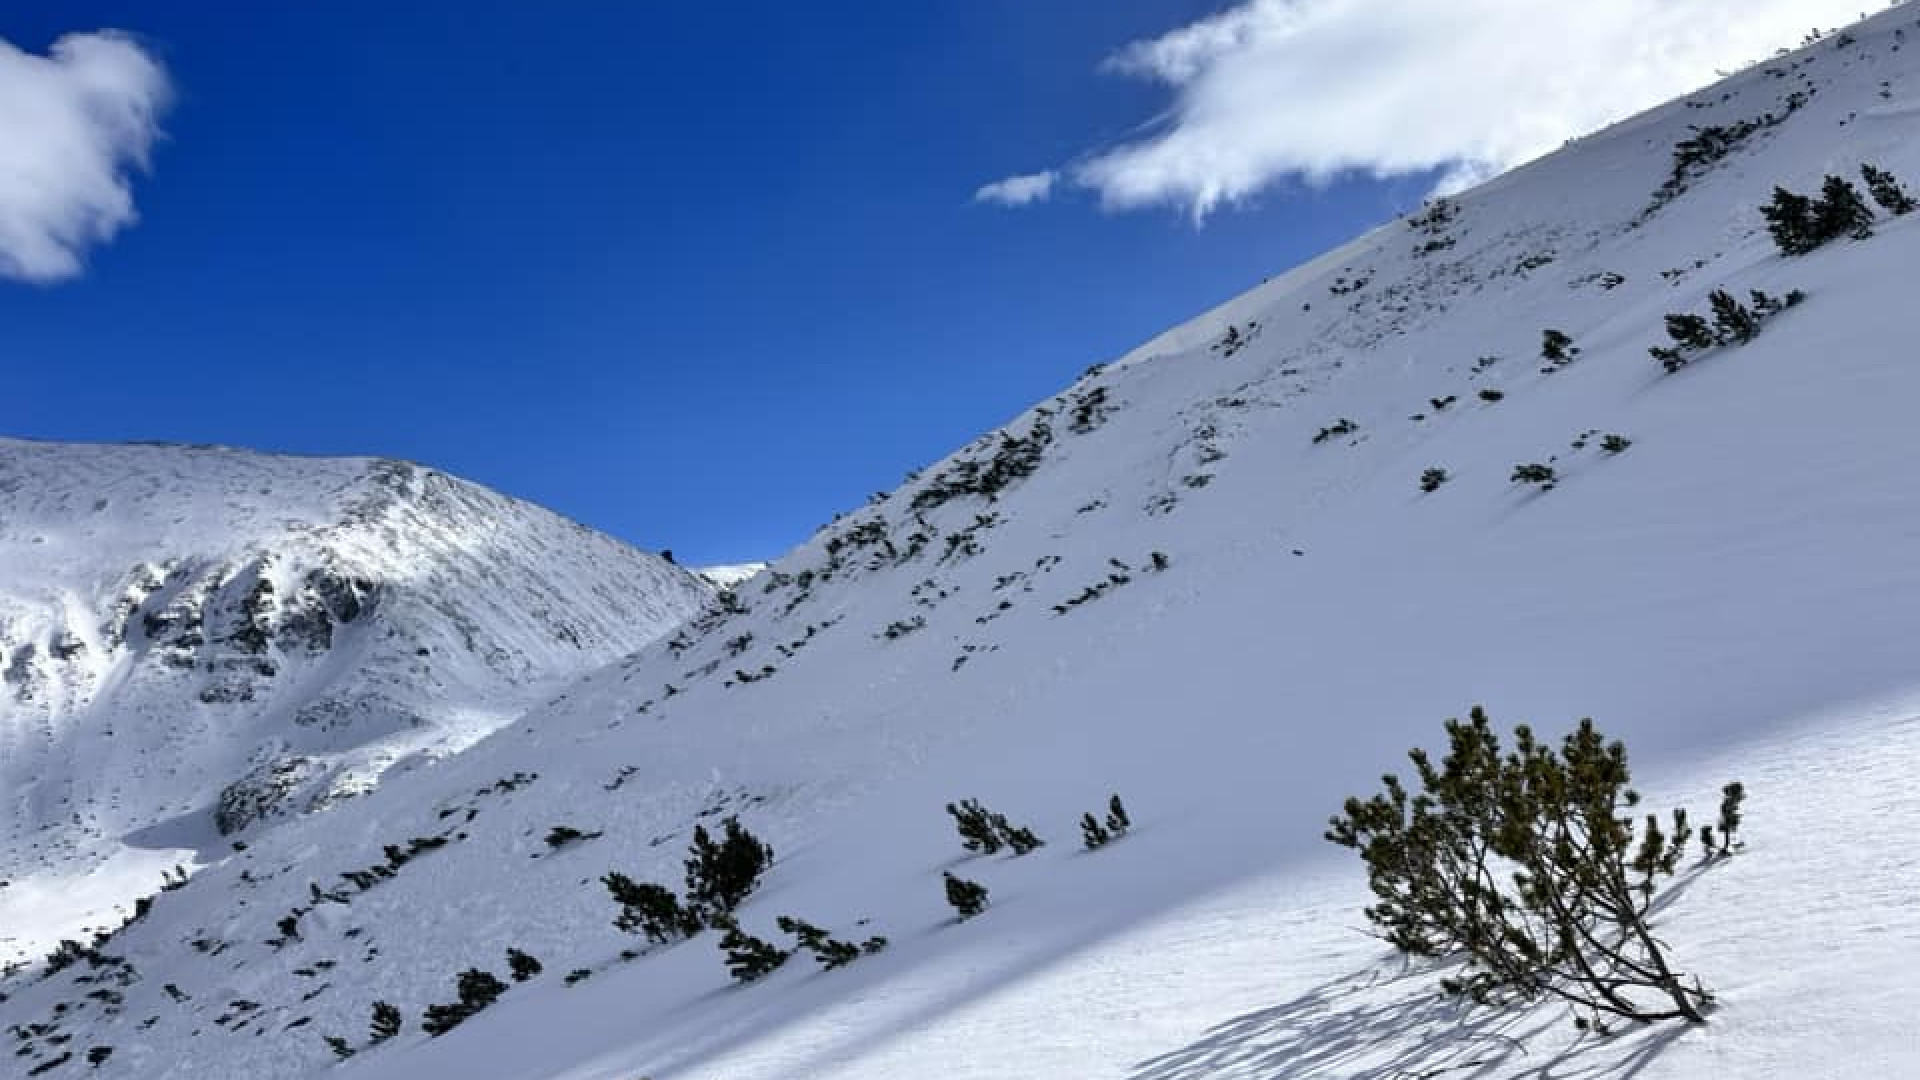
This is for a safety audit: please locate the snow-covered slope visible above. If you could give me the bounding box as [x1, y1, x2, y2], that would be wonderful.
[0, 440, 711, 963]
[8, 8, 1920, 1080]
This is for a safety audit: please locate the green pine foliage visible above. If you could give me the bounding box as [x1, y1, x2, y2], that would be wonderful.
[1764, 175, 1878, 255]
[774, 916, 887, 970]
[1327, 709, 1740, 1028]
[1651, 288, 1804, 372]
[712, 915, 790, 983]
[943, 872, 990, 920]
[506, 947, 543, 982]
[324, 1035, 355, 1060]
[1510, 463, 1556, 489]
[1081, 812, 1112, 850]
[684, 817, 775, 915]
[421, 969, 509, 1037]
[946, 798, 1044, 856]
[368, 1001, 402, 1043]
[1861, 163, 1917, 215]
[602, 873, 704, 943]
[1539, 329, 1579, 372]
[1419, 467, 1450, 494]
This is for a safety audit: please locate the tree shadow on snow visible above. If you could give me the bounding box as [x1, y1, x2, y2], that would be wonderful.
[1125, 955, 1687, 1080]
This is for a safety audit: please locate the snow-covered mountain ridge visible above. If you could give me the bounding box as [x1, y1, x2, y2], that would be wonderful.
[8, 7, 1920, 1079]
[0, 439, 710, 962]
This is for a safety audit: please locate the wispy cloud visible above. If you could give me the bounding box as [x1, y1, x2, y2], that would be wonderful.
[974, 170, 1058, 207]
[982, 0, 1878, 219]
[0, 31, 171, 283]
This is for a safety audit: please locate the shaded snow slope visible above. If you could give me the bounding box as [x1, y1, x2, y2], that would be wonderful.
[8, 8, 1920, 1080]
[0, 441, 711, 961]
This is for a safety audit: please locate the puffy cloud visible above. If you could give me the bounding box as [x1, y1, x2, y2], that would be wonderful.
[0, 31, 171, 282]
[983, 0, 1877, 219]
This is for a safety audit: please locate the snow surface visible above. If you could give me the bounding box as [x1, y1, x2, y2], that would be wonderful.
[8, 8, 1920, 1079]
[0, 442, 711, 963]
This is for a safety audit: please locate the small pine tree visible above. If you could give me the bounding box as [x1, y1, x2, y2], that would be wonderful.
[602, 873, 704, 943]
[1327, 711, 1730, 1026]
[1540, 329, 1577, 366]
[684, 817, 775, 916]
[1420, 467, 1449, 494]
[775, 916, 871, 970]
[946, 799, 1004, 854]
[324, 1035, 355, 1060]
[1511, 463, 1556, 488]
[421, 969, 509, 1036]
[946, 799, 1043, 855]
[1708, 289, 1760, 344]
[1600, 434, 1632, 454]
[1081, 812, 1112, 850]
[1762, 186, 1822, 254]
[943, 872, 990, 920]
[506, 947, 543, 982]
[713, 916, 789, 983]
[1106, 794, 1131, 833]
[1715, 781, 1747, 854]
[1664, 312, 1715, 351]
[368, 1001, 402, 1043]
[1861, 163, 1917, 215]
[1003, 823, 1044, 855]
[1478, 388, 1505, 403]
[1816, 174, 1876, 241]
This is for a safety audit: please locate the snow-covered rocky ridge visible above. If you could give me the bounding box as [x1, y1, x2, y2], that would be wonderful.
[0, 440, 710, 963]
[9, 7, 1920, 1080]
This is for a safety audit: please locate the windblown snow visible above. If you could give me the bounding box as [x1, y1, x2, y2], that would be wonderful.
[6, 9, 1920, 1080]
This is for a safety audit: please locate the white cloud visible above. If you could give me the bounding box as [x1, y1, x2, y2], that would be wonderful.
[975, 170, 1058, 207]
[0, 31, 171, 283]
[983, 0, 1879, 219]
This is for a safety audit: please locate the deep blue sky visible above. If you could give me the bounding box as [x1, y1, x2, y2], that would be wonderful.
[3, 2, 1436, 564]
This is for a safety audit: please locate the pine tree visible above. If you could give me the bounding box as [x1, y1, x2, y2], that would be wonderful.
[1708, 289, 1759, 345]
[945, 799, 1004, 854]
[1081, 812, 1112, 850]
[1861, 163, 1917, 215]
[1540, 329, 1578, 367]
[324, 1036, 355, 1060]
[712, 915, 789, 983]
[683, 817, 774, 916]
[421, 969, 509, 1036]
[1327, 710, 1739, 1027]
[775, 916, 877, 970]
[506, 947, 543, 982]
[368, 1001, 402, 1043]
[1420, 467, 1450, 494]
[1762, 186, 1821, 254]
[602, 873, 703, 943]
[1815, 174, 1876, 241]
[943, 872, 990, 920]
[1106, 794, 1131, 833]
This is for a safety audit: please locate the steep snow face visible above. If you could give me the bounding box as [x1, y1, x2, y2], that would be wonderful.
[0, 440, 710, 956]
[9, 9, 1920, 1080]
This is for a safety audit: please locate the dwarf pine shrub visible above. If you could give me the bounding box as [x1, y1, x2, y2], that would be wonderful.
[602, 873, 703, 943]
[1327, 709, 1739, 1028]
[684, 818, 774, 916]
[1861, 163, 1917, 215]
[943, 872, 989, 919]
